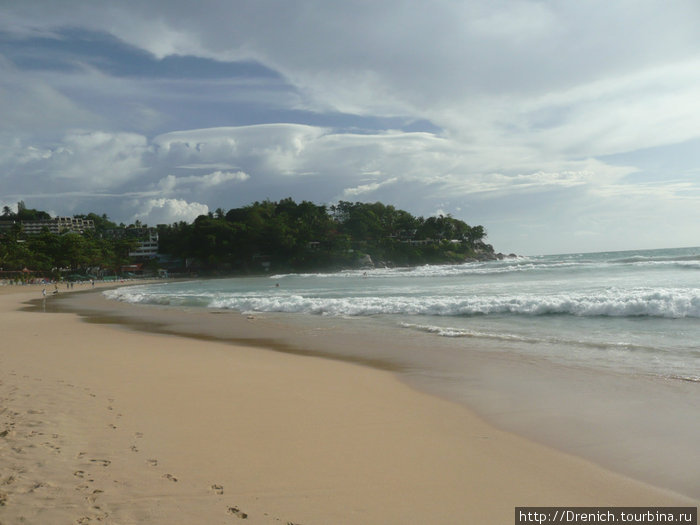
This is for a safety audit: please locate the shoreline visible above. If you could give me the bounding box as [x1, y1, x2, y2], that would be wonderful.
[1, 284, 697, 523]
[35, 284, 700, 502]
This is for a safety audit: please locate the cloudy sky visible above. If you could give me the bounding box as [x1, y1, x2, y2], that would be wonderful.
[1, 0, 699, 255]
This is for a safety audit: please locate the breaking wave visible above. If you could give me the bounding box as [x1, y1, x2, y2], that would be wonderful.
[105, 286, 700, 319]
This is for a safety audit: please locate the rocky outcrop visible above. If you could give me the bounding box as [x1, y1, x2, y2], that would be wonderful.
[357, 254, 375, 268]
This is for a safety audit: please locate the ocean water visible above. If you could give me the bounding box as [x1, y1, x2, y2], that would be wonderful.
[105, 246, 700, 382]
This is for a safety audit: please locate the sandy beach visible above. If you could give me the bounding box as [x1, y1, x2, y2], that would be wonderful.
[0, 284, 696, 524]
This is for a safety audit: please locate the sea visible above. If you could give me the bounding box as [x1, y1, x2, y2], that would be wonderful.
[104, 246, 700, 383]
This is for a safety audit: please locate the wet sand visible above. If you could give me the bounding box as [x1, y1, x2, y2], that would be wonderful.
[0, 284, 696, 524]
[39, 285, 700, 501]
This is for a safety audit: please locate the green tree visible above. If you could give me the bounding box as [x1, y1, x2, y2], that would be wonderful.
[74, 212, 118, 234]
[1, 199, 494, 277]
[1, 205, 15, 220]
[15, 201, 51, 221]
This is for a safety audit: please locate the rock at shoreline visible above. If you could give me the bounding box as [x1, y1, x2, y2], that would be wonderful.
[357, 254, 375, 268]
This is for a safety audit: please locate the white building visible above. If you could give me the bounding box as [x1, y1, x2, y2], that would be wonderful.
[129, 229, 159, 258]
[15, 217, 95, 235]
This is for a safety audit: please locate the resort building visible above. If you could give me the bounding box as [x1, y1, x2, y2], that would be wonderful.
[128, 229, 159, 259]
[0, 217, 95, 235]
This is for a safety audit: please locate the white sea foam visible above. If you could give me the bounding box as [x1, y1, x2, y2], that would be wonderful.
[103, 246, 700, 382]
[106, 286, 700, 318]
[270, 258, 597, 280]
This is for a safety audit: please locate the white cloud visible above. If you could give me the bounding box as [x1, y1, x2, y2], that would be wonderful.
[200, 170, 250, 185]
[45, 131, 149, 187]
[156, 170, 249, 193]
[150, 124, 644, 205]
[342, 177, 398, 197]
[515, 57, 700, 158]
[132, 198, 209, 225]
[154, 124, 326, 175]
[0, 131, 150, 205]
[6, 3, 700, 168]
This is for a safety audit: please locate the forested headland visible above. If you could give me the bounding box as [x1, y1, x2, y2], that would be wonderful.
[1, 199, 502, 280]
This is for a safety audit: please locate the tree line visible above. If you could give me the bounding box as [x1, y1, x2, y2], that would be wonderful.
[158, 199, 491, 273]
[1, 205, 137, 279]
[1, 199, 493, 278]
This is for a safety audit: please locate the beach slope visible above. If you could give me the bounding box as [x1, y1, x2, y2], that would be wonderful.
[0, 286, 694, 524]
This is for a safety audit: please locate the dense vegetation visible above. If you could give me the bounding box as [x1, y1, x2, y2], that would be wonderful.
[1, 204, 139, 279]
[1, 199, 495, 279]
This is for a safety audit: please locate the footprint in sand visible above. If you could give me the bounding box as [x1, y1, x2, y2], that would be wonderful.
[41, 441, 61, 453]
[227, 506, 248, 519]
[2, 475, 16, 486]
[130, 445, 139, 452]
[27, 482, 45, 493]
[86, 488, 104, 503]
[147, 459, 158, 467]
[211, 484, 224, 495]
[90, 459, 111, 467]
[163, 473, 178, 482]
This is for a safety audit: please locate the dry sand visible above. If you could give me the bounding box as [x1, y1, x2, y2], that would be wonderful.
[0, 284, 695, 524]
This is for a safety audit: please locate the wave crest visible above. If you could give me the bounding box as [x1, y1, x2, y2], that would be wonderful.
[105, 287, 700, 319]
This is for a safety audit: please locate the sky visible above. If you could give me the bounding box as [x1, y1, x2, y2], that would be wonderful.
[1, 0, 699, 255]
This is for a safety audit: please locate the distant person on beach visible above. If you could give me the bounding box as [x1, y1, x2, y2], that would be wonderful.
[42, 288, 46, 297]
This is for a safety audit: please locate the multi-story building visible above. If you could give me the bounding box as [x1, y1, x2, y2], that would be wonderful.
[128, 229, 159, 259]
[0, 217, 95, 235]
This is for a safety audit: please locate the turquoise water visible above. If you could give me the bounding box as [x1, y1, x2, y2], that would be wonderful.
[106, 247, 700, 381]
